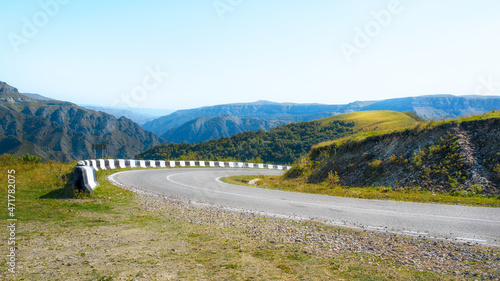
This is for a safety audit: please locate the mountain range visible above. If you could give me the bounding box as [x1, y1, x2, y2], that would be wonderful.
[161, 115, 290, 144]
[80, 105, 174, 125]
[0, 81, 166, 162]
[143, 96, 500, 144]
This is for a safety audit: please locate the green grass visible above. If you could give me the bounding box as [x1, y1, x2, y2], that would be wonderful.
[433, 109, 500, 125]
[317, 110, 423, 130]
[0, 160, 144, 233]
[313, 111, 423, 149]
[222, 175, 500, 207]
[314, 130, 394, 149]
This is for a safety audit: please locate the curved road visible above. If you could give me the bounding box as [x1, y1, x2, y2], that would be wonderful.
[109, 168, 500, 247]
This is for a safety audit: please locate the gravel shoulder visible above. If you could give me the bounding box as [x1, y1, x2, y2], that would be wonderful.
[135, 189, 500, 280]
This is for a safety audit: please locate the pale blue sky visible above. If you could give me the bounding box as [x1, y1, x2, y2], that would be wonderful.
[1, 0, 499, 109]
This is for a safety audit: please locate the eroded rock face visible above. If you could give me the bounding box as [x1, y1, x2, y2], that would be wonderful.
[305, 118, 500, 195]
[0, 81, 19, 93]
[0, 82, 167, 162]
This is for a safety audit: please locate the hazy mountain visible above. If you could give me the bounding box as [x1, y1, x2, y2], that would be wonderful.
[142, 100, 345, 136]
[22, 93, 55, 101]
[0, 81, 166, 162]
[80, 105, 175, 125]
[161, 115, 290, 144]
[362, 95, 500, 120]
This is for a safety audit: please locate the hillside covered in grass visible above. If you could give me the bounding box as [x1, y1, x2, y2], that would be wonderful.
[138, 111, 422, 164]
[286, 111, 500, 196]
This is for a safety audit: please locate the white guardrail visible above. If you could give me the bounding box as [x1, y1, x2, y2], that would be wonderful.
[74, 159, 291, 193]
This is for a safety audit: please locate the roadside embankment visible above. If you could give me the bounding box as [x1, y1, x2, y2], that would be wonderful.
[289, 114, 500, 196]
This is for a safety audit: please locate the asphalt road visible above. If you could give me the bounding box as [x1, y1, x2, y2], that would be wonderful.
[109, 168, 500, 247]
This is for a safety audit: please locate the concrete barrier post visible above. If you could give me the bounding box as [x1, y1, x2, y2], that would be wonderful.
[74, 166, 99, 193]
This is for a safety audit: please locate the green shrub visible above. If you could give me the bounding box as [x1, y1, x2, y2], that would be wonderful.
[468, 184, 483, 195]
[327, 171, 340, 187]
[412, 153, 422, 166]
[448, 176, 459, 189]
[494, 164, 500, 177]
[284, 157, 310, 179]
[0, 153, 42, 166]
[389, 155, 397, 163]
[368, 159, 382, 170]
[21, 153, 42, 164]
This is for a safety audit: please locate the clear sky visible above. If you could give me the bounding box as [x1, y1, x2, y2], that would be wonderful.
[1, 0, 499, 110]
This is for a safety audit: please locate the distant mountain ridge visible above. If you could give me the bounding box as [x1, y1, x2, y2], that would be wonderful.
[144, 95, 500, 144]
[80, 105, 174, 126]
[361, 95, 500, 119]
[161, 115, 290, 143]
[142, 100, 349, 136]
[0, 81, 166, 162]
[22, 93, 55, 101]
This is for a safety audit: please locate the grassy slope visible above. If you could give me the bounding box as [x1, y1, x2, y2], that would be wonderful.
[3, 158, 496, 279]
[318, 110, 500, 150]
[313, 110, 423, 149]
[317, 110, 423, 130]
